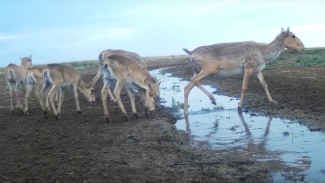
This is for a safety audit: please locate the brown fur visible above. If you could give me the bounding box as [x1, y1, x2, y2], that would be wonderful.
[24, 66, 59, 115]
[182, 27, 305, 114]
[101, 55, 156, 122]
[5, 55, 33, 114]
[42, 64, 95, 119]
[91, 49, 160, 102]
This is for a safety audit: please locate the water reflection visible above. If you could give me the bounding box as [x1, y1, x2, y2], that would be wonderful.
[150, 68, 325, 182]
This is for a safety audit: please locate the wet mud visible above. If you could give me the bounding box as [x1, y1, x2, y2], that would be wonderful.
[0, 69, 271, 183]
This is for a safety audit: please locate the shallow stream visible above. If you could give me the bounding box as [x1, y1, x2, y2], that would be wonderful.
[151, 68, 325, 183]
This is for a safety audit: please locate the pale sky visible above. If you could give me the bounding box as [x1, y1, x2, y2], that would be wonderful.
[1, 0, 325, 67]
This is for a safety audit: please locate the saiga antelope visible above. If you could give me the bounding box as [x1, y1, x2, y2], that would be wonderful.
[42, 64, 95, 119]
[101, 55, 156, 122]
[90, 49, 160, 102]
[24, 66, 60, 115]
[182, 27, 305, 114]
[5, 55, 33, 114]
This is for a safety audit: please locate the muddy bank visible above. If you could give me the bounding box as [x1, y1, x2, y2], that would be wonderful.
[164, 64, 325, 131]
[0, 71, 271, 183]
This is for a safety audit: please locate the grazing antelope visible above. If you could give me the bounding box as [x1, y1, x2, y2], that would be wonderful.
[24, 66, 60, 115]
[182, 27, 305, 114]
[42, 64, 95, 119]
[101, 55, 156, 122]
[5, 55, 33, 114]
[91, 49, 160, 102]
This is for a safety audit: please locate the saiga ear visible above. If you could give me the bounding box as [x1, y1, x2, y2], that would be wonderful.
[281, 27, 285, 33]
[29, 54, 32, 59]
[285, 27, 290, 36]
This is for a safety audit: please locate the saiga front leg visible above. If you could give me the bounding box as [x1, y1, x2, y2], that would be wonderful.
[256, 71, 278, 105]
[238, 68, 254, 112]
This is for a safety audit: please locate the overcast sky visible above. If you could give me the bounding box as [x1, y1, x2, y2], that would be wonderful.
[1, 0, 325, 67]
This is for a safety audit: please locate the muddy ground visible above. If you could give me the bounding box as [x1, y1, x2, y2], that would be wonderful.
[0, 69, 272, 183]
[164, 63, 325, 131]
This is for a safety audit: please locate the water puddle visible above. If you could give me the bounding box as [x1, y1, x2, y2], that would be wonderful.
[150, 68, 325, 183]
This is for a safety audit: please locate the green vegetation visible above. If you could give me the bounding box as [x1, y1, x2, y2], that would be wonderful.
[293, 55, 325, 67]
[264, 48, 325, 70]
[62, 60, 98, 70]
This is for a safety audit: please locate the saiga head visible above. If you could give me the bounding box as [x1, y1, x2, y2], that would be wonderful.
[280, 27, 305, 52]
[20, 55, 33, 69]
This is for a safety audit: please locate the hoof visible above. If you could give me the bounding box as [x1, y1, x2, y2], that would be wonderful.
[77, 110, 82, 114]
[133, 113, 139, 119]
[105, 117, 111, 123]
[210, 98, 216, 105]
[145, 112, 149, 117]
[271, 99, 279, 105]
[54, 115, 59, 120]
[124, 116, 131, 122]
[238, 107, 242, 113]
[11, 111, 14, 115]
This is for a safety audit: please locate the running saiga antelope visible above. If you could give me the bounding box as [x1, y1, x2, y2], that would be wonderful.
[5, 55, 33, 114]
[24, 66, 60, 115]
[90, 49, 160, 102]
[42, 64, 95, 119]
[101, 55, 156, 122]
[182, 27, 305, 114]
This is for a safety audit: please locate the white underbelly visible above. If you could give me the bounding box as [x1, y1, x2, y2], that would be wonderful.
[216, 67, 245, 78]
[61, 82, 72, 88]
[125, 77, 139, 91]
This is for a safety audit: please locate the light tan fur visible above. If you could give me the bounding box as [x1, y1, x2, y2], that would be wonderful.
[183, 27, 305, 114]
[42, 64, 95, 120]
[101, 55, 156, 122]
[24, 66, 60, 115]
[5, 55, 33, 114]
[91, 49, 160, 102]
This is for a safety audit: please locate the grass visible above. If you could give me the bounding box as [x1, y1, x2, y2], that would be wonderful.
[292, 55, 325, 67]
[264, 48, 325, 70]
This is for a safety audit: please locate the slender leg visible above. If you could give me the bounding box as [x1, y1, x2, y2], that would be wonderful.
[56, 88, 64, 115]
[72, 85, 81, 114]
[91, 66, 103, 88]
[126, 87, 138, 118]
[44, 87, 51, 112]
[138, 88, 149, 117]
[7, 81, 14, 115]
[113, 80, 130, 121]
[191, 70, 217, 104]
[134, 81, 155, 115]
[35, 83, 46, 111]
[184, 67, 218, 115]
[184, 81, 196, 115]
[256, 71, 278, 105]
[54, 92, 59, 107]
[101, 79, 111, 122]
[48, 85, 60, 119]
[238, 68, 254, 111]
[24, 83, 34, 115]
[107, 83, 117, 102]
[15, 83, 23, 112]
